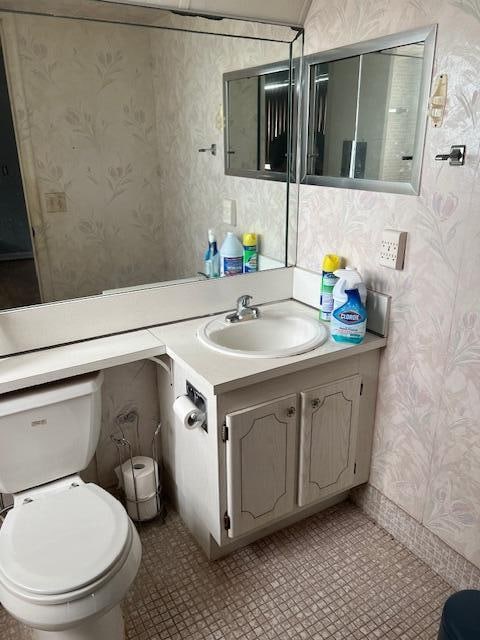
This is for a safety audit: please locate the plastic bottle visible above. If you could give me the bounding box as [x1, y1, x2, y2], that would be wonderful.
[243, 232, 258, 273]
[332, 268, 367, 308]
[204, 229, 220, 278]
[331, 288, 367, 344]
[220, 232, 243, 276]
[319, 254, 343, 321]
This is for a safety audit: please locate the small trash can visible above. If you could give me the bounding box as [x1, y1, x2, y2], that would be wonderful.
[438, 590, 480, 639]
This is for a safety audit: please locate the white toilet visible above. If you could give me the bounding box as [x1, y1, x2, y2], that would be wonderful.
[0, 372, 141, 640]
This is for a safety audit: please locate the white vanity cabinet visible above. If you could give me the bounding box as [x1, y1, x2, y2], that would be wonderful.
[222, 372, 364, 543]
[156, 333, 384, 560]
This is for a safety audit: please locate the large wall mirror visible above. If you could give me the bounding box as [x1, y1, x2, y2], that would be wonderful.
[302, 26, 436, 195]
[0, 0, 301, 311]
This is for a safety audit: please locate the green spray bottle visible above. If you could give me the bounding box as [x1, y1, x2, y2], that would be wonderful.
[319, 254, 342, 321]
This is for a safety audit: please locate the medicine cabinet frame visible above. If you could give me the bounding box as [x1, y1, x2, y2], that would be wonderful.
[300, 25, 437, 195]
[223, 57, 300, 183]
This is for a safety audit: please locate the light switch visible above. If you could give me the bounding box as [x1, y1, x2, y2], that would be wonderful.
[45, 192, 67, 214]
[379, 229, 407, 270]
[222, 199, 236, 226]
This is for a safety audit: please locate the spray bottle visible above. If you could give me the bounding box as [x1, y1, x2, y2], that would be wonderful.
[319, 254, 343, 321]
[204, 229, 220, 278]
[330, 268, 368, 344]
[243, 233, 258, 273]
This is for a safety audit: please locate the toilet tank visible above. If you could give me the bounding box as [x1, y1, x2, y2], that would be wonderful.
[0, 371, 103, 494]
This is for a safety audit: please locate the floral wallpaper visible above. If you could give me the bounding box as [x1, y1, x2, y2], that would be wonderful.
[300, 0, 480, 567]
[5, 13, 288, 301]
[150, 28, 288, 281]
[9, 16, 164, 302]
[93, 360, 161, 490]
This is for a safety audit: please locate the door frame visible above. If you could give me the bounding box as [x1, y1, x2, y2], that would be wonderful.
[0, 15, 53, 302]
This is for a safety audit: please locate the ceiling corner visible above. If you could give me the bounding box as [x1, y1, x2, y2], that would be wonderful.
[298, 0, 313, 25]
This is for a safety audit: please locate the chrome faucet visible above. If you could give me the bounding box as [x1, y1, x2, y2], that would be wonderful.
[225, 295, 260, 323]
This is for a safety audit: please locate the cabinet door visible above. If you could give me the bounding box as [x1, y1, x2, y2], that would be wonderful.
[298, 375, 361, 507]
[225, 394, 297, 539]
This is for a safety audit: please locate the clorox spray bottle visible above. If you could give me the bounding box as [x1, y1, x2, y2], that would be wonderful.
[330, 268, 367, 344]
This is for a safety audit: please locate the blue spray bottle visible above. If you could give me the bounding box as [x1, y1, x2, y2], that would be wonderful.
[204, 229, 220, 278]
[331, 288, 367, 344]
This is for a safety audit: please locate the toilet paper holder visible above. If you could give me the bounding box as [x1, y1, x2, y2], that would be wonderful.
[186, 381, 208, 432]
[110, 421, 164, 523]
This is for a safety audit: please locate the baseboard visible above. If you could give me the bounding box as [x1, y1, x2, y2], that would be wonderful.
[351, 484, 480, 591]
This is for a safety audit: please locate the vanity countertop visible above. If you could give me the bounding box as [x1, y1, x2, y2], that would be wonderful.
[150, 300, 387, 394]
[0, 329, 166, 395]
[0, 300, 386, 396]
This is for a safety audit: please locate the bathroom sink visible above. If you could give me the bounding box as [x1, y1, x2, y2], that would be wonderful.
[197, 307, 328, 358]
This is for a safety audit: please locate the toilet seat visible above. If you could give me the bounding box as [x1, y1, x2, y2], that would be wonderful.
[0, 483, 131, 603]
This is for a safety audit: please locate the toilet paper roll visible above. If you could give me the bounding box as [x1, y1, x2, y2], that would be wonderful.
[173, 395, 205, 430]
[116, 456, 159, 502]
[126, 493, 160, 522]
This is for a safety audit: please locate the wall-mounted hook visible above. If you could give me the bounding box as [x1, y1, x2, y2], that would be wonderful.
[198, 143, 217, 156]
[435, 145, 465, 166]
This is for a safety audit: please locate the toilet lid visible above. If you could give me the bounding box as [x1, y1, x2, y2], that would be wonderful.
[0, 484, 130, 596]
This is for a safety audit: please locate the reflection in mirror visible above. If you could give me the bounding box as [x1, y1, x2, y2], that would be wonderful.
[225, 76, 259, 173]
[0, 45, 41, 309]
[0, 0, 295, 41]
[264, 70, 290, 173]
[357, 43, 424, 182]
[303, 27, 435, 195]
[307, 58, 359, 178]
[224, 64, 294, 179]
[0, 5, 299, 311]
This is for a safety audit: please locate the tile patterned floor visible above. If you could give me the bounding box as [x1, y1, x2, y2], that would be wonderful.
[1, 501, 452, 639]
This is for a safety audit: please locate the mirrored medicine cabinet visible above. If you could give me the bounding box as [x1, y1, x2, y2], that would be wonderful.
[223, 59, 299, 182]
[301, 26, 436, 195]
[223, 26, 436, 194]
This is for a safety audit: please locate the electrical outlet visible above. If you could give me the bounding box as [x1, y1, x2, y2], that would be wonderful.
[45, 192, 67, 214]
[379, 229, 407, 269]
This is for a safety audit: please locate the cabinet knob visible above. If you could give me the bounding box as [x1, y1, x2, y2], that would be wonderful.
[311, 398, 320, 409]
[286, 406, 296, 417]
